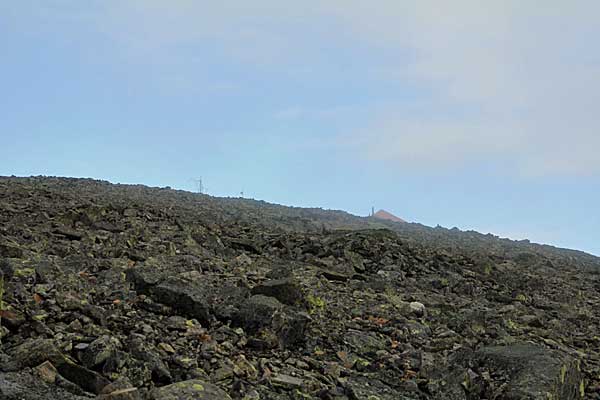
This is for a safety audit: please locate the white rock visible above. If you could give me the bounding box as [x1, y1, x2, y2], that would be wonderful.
[409, 301, 426, 317]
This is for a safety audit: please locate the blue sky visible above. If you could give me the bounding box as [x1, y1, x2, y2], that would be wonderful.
[1, 1, 599, 255]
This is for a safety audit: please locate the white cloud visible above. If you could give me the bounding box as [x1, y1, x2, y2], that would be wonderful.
[322, 1, 600, 176]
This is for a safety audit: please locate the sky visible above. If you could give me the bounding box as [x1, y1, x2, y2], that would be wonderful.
[1, 1, 599, 255]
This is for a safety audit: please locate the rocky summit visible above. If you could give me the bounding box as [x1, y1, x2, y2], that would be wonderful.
[0, 176, 599, 400]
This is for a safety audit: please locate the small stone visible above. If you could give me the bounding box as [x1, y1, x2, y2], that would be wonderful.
[35, 361, 58, 384]
[409, 302, 426, 317]
[149, 379, 232, 400]
[158, 342, 175, 354]
[74, 343, 90, 351]
[321, 269, 352, 282]
[178, 270, 203, 281]
[69, 319, 83, 331]
[0, 308, 26, 330]
[100, 377, 136, 394]
[242, 389, 260, 400]
[81, 335, 120, 369]
[123, 208, 137, 217]
[232, 355, 258, 380]
[271, 374, 304, 389]
[173, 355, 197, 369]
[234, 253, 253, 267]
[97, 388, 141, 400]
[140, 324, 153, 334]
[165, 316, 188, 331]
[324, 362, 341, 379]
[212, 365, 234, 382]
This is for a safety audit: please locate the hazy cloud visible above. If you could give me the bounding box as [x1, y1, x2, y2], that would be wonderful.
[7, 1, 600, 176]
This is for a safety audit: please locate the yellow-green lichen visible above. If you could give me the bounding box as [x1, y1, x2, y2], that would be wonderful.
[515, 293, 527, 302]
[13, 268, 35, 278]
[505, 319, 520, 331]
[31, 313, 48, 321]
[192, 383, 204, 391]
[294, 389, 312, 399]
[307, 294, 325, 314]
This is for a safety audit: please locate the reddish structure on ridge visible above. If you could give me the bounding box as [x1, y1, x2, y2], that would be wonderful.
[372, 209, 406, 223]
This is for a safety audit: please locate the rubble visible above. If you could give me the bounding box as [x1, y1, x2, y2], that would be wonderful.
[0, 176, 598, 399]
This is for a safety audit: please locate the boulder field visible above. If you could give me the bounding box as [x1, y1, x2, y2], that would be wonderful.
[0, 176, 598, 399]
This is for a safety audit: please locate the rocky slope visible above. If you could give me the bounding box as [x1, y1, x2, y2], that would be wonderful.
[0, 176, 598, 399]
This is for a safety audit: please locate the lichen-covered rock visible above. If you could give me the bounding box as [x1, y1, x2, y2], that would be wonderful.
[149, 379, 232, 400]
[430, 343, 585, 400]
[233, 295, 310, 347]
[2, 339, 65, 371]
[344, 330, 387, 358]
[0, 371, 93, 400]
[80, 336, 120, 369]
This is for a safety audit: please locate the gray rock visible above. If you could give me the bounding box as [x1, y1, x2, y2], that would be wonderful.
[0, 370, 93, 400]
[431, 343, 585, 400]
[251, 278, 304, 306]
[344, 330, 387, 358]
[0, 243, 23, 258]
[271, 374, 304, 389]
[2, 338, 65, 371]
[408, 302, 426, 317]
[127, 334, 172, 384]
[127, 270, 249, 325]
[97, 378, 141, 400]
[81, 336, 120, 369]
[96, 387, 141, 400]
[233, 295, 310, 347]
[344, 376, 414, 400]
[149, 379, 232, 400]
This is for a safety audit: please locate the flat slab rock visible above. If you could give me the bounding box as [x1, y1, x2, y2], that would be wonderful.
[2, 338, 110, 395]
[149, 379, 232, 400]
[0, 371, 93, 400]
[271, 374, 304, 389]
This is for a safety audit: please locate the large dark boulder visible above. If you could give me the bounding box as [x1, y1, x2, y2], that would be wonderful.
[126, 268, 249, 325]
[250, 278, 304, 306]
[430, 343, 584, 400]
[233, 295, 310, 348]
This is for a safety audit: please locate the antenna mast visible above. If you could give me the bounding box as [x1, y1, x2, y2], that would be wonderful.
[191, 177, 204, 194]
